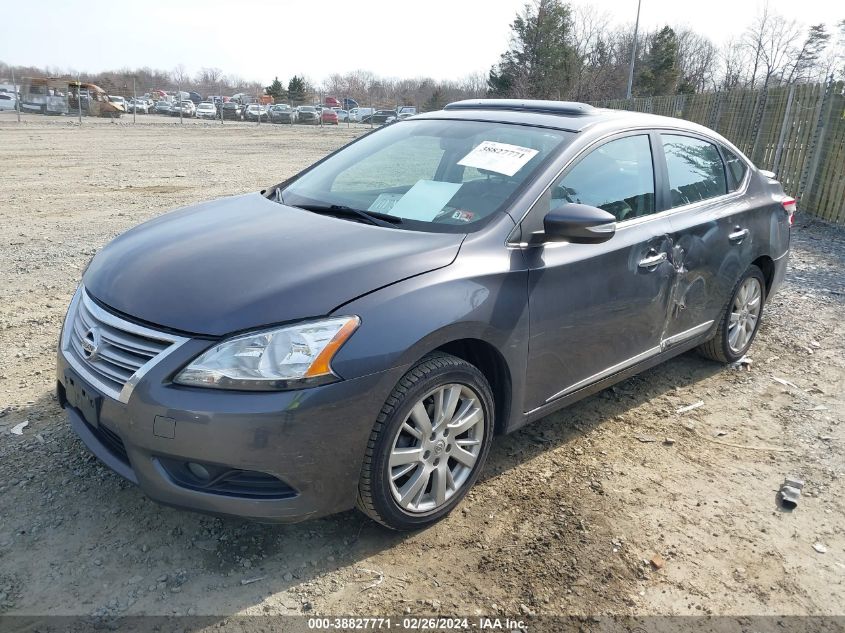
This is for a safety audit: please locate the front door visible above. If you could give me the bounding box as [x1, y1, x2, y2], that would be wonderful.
[521, 133, 675, 412]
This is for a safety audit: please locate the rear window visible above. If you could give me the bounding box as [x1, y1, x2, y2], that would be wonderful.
[662, 134, 727, 208]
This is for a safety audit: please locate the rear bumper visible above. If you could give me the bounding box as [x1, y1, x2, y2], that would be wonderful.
[58, 343, 406, 523]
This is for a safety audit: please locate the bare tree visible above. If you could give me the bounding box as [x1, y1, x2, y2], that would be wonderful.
[719, 37, 750, 89]
[676, 28, 718, 92]
[171, 64, 190, 96]
[783, 24, 831, 84]
[742, 5, 802, 88]
[569, 3, 613, 99]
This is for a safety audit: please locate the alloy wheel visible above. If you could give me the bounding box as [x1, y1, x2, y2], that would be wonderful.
[728, 276, 763, 354]
[388, 384, 485, 513]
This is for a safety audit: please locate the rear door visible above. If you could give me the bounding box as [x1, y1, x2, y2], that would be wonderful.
[657, 133, 753, 346]
[520, 132, 675, 412]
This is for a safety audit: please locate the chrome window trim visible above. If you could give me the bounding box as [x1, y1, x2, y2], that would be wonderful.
[61, 285, 190, 404]
[510, 124, 753, 244]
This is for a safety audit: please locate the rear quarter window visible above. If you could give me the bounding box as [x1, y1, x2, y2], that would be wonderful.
[722, 147, 748, 191]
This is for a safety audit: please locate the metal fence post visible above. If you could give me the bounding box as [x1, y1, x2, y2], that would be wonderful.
[10, 66, 21, 123]
[772, 83, 795, 174]
[709, 90, 723, 132]
[798, 76, 835, 202]
[77, 74, 82, 124]
[749, 86, 768, 165]
[132, 78, 137, 124]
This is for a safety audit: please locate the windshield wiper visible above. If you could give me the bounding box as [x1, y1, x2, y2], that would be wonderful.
[293, 203, 403, 228]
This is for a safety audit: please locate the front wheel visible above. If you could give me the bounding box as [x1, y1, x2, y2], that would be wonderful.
[357, 353, 494, 531]
[698, 265, 766, 363]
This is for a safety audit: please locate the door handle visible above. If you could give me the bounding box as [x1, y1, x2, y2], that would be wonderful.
[729, 228, 749, 243]
[638, 251, 667, 269]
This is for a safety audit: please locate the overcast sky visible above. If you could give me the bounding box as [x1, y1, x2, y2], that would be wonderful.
[1, 0, 841, 84]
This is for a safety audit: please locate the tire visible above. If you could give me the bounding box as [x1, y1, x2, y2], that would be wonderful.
[698, 265, 766, 363]
[357, 353, 494, 531]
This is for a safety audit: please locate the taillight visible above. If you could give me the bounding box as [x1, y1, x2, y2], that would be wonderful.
[782, 197, 796, 226]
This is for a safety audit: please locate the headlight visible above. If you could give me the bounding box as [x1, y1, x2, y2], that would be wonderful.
[173, 316, 360, 391]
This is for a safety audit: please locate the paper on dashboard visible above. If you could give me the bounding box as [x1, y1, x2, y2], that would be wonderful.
[388, 180, 463, 221]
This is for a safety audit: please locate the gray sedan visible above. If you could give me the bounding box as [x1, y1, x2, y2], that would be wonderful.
[57, 99, 791, 530]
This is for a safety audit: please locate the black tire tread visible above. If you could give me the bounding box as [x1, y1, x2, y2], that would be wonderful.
[697, 265, 765, 363]
[356, 352, 490, 530]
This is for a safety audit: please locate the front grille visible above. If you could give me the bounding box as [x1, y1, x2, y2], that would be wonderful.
[62, 287, 188, 402]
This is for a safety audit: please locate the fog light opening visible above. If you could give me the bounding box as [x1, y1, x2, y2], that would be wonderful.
[187, 462, 211, 481]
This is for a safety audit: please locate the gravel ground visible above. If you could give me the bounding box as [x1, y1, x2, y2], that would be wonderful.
[0, 114, 843, 620]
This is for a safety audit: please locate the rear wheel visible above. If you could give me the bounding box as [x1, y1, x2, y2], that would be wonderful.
[698, 265, 766, 363]
[357, 353, 494, 531]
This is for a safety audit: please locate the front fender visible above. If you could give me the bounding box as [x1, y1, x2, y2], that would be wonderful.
[329, 254, 530, 432]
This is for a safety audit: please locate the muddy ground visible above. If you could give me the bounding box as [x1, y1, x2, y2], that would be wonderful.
[0, 114, 843, 621]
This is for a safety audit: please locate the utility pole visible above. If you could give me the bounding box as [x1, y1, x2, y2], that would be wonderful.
[626, 0, 642, 100]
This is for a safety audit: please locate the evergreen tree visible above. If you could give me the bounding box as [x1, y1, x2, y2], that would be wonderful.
[287, 76, 307, 104]
[424, 88, 446, 111]
[637, 26, 680, 96]
[264, 76, 287, 102]
[487, 0, 577, 99]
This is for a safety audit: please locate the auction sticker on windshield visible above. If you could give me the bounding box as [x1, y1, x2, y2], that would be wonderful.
[458, 141, 539, 177]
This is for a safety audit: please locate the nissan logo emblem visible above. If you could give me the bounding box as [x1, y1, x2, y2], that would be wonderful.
[81, 327, 102, 361]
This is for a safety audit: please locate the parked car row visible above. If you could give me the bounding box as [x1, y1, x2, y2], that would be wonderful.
[29, 88, 419, 125]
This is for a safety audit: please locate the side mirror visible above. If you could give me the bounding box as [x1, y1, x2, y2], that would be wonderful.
[542, 203, 616, 244]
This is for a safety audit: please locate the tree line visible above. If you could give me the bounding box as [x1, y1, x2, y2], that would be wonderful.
[489, 0, 845, 101]
[2, 1, 843, 108]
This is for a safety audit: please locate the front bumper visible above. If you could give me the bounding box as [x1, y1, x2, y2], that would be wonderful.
[57, 330, 404, 523]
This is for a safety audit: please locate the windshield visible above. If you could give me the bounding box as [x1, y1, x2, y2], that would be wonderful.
[281, 119, 572, 233]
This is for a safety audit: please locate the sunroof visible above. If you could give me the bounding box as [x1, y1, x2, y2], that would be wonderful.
[444, 99, 595, 116]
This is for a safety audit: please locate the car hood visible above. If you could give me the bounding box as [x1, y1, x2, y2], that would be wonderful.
[83, 193, 464, 336]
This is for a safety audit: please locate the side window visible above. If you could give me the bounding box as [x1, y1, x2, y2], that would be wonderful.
[552, 135, 655, 222]
[722, 146, 748, 191]
[662, 134, 727, 207]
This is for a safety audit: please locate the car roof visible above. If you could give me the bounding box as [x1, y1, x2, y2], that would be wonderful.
[423, 99, 720, 137]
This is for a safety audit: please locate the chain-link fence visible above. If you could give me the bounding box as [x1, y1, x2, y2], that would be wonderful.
[593, 80, 845, 224]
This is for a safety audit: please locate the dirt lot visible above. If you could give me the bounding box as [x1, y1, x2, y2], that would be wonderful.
[0, 114, 843, 621]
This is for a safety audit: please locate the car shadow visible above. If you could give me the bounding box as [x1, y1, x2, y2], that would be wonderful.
[8, 348, 724, 623]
